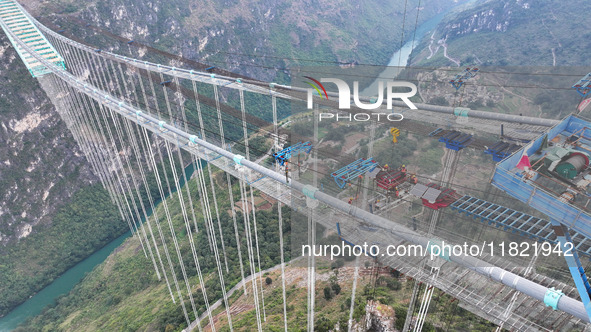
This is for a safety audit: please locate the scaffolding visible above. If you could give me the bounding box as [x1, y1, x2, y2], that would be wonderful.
[451, 195, 591, 258]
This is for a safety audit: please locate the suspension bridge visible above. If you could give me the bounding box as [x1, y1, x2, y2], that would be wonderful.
[3, 0, 591, 330]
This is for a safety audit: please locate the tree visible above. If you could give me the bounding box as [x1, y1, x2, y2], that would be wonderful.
[324, 286, 333, 300]
[386, 279, 401, 291]
[331, 258, 345, 269]
[331, 282, 341, 295]
[316, 317, 333, 332]
[391, 269, 401, 278]
[431, 96, 448, 106]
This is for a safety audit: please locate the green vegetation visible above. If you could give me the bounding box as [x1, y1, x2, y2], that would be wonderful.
[0, 33, 116, 318]
[408, 1, 591, 119]
[222, 257, 496, 332]
[372, 131, 417, 167]
[232, 136, 272, 159]
[414, 139, 445, 175]
[324, 123, 365, 143]
[0, 184, 126, 317]
[371, 131, 443, 176]
[17, 167, 292, 331]
[0, 150, 188, 317]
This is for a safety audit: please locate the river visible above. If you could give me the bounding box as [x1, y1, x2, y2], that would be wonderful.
[361, 8, 449, 95]
[0, 4, 461, 331]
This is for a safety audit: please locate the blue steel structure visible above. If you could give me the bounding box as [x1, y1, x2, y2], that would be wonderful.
[449, 78, 465, 90]
[449, 67, 479, 90]
[450, 195, 591, 257]
[573, 73, 591, 97]
[438, 130, 473, 151]
[428, 128, 443, 137]
[331, 158, 378, 189]
[491, 115, 591, 319]
[273, 141, 312, 166]
[484, 141, 521, 162]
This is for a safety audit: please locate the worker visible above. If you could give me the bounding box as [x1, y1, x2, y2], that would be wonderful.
[285, 161, 289, 183]
[401, 164, 407, 174]
[395, 187, 400, 198]
[410, 174, 418, 184]
[348, 198, 353, 204]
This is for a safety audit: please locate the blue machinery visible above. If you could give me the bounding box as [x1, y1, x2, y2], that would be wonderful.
[273, 141, 312, 166]
[331, 158, 379, 188]
[0, 0, 65, 77]
[573, 73, 591, 97]
[438, 130, 473, 151]
[449, 67, 479, 90]
[433, 128, 520, 162]
[428, 128, 443, 137]
[491, 115, 591, 318]
[484, 141, 521, 162]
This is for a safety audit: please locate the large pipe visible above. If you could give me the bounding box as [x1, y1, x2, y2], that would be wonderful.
[279, 84, 559, 127]
[3, 15, 587, 323]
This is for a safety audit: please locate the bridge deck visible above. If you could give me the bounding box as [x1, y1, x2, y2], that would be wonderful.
[0, 0, 64, 77]
[450, 195, 591, 258]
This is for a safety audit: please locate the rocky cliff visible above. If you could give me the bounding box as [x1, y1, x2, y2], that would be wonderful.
[0, 35, 94, 245]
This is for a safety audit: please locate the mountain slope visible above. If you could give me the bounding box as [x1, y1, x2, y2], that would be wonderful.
[406, 0, 591, 120]
[30, 0, 456, 80]
[410, 0, 591, 67]
[0, 34, 130, 317]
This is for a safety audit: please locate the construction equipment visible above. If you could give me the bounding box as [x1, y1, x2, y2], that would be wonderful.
[573, 73, 591, 97]
[332, 158, 379, 189]
[390, 127, 400, 143]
